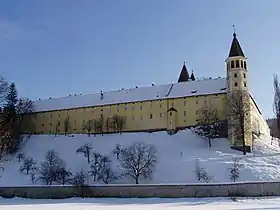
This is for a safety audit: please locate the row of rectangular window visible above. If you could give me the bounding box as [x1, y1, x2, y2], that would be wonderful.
[40, 98, 219, 119]
[41, 110, 194, 128]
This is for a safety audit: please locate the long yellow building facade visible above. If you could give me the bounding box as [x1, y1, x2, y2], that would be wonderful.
[22, 32, 270, 150]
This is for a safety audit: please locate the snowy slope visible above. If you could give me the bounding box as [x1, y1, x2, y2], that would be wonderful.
[0, 129, 280, 186]
[1, 197, 280, 210]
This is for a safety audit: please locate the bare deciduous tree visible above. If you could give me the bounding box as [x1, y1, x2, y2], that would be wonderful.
[55, 121, 60, 136]
[112, 115, 125, 134]
[39, 150, 65, 185]
[76, 143, 93, 164]
[193, 105, 220, 147]
[71, 170, 88, 186]
[19, 157, 36, 175]
[273, 74, 280, 138]
[88, 152, 103, 181]
[94, 116, 104, 135]
[71, 170, 88, 198]
[228, 158, 243, 182]
[83, 120, 93, 137]
[194, 159, 213, 183]
[57, 167, 72, 185]
[227, 90, 251, 155]
[99, 165, 117, 184]
[195, 159, 202, 181]
[119, 142, 157, 184]
[64, 116, 70, 136]
[112, 144, 122, 160]
[105, 117, 112, 133]
[16, 152, 25, 162]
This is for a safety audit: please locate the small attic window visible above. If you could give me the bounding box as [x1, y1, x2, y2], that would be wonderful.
[191, 90, 198, 94]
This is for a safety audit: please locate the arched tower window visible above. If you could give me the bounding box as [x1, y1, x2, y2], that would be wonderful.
[235, 60, 240, 68]
[231, 60, 234, 68]
[240, 60, 244, 68]
[244, 61, 247, 69]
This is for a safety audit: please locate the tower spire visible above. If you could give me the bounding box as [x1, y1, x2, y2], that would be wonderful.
[228, 27, 245, 58]
[190, 69, 195, 81]
[178, 62, 189, 83]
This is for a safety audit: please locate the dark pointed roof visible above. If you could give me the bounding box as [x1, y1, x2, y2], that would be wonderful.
[178, 63, 189, 83]
[228, 33, 245, 57]
[190, 70, 195, 81]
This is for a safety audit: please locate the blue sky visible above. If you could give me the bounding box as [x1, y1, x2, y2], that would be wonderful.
[0, 0, 279, 118]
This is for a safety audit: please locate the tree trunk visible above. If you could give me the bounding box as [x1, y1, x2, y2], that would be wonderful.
[135, 177, 139, 184]
[208, 138, 212, 147]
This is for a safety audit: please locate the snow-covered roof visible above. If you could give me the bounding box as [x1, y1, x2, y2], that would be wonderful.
[33, 77, 227, 113]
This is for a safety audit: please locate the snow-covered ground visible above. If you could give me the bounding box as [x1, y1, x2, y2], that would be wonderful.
[1, 197, 280, 209]
[1, 129, 280, 186]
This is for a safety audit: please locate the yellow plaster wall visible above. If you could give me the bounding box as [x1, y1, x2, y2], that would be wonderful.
[22, 93, 228, 135]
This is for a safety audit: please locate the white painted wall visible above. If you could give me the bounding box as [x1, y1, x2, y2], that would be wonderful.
[250, 96, 270, 136]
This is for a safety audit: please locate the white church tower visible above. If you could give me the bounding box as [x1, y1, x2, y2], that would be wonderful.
[225, 31, 252, 152]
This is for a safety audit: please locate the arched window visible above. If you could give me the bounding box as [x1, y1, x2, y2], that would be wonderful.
[235, 60, 240, 68]
[240, 60, 244, 68]
[231, 60, 235, 68]
[244, 61, 247, 69]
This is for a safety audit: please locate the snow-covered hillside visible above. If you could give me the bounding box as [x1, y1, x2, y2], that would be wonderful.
[0, 129, 280, 186]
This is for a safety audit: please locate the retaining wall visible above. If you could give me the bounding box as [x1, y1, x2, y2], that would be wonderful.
[0, 182, 280, 199]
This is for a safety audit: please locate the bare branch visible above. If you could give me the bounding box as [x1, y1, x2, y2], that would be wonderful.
[119, 142, 157, 184]
[273, 74, 280, 137]
[227, 90, 251, 155]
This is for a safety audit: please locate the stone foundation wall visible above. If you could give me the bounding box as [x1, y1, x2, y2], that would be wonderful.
[0, 182, 280, 199]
